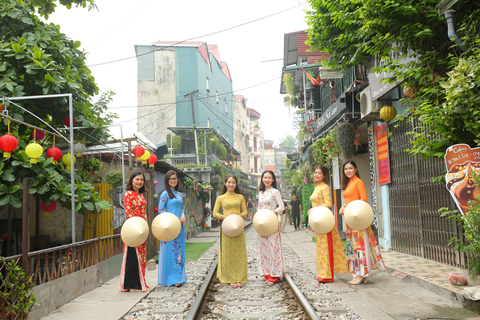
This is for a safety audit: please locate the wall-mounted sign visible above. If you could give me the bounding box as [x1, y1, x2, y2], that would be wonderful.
[332, 157, 340, 190]
[366, 49, 416, 101]
[444, 143, 480, 215]
[376, 123, 390, 185]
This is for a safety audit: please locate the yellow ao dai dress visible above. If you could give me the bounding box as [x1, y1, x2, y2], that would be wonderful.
[213, 192, 247, 284]
[310, 182, 347, 282]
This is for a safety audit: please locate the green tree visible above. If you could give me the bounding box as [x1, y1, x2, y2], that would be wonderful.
[0, 0, 112, 212]
[280, 135, 295, 153]
[305, 0, 480, 158]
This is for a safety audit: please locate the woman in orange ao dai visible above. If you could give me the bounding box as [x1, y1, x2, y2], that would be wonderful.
[308, 165, 347, 283]
[339, 160, 385, 285]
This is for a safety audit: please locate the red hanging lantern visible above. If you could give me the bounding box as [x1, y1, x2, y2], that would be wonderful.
[32, 130, 45, 140]
[132, 145, 145, 157]
[0, 134, 19, 158]
[46, 147, 62, 164]
[41, 201, 57, 216]
[154, 207, 158, 213]
[63, 116, 77, 127]
[148, 154, 158, 168]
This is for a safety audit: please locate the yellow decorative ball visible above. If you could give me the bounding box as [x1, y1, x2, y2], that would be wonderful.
[380, 105, 397, 122]
[62, 152, 77, 167]
[25, 142, 43, 164]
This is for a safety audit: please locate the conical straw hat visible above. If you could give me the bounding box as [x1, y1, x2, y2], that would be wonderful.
[253, 209, 278, 237]
[344, 200, 374, 231]
[120, 216, 149, 247]
[152, 212, 181, 242]
[309, 206, 335, 234]
[222, 214, 245, 238]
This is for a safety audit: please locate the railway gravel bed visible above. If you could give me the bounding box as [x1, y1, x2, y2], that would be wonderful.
[121, 226, 363, 320]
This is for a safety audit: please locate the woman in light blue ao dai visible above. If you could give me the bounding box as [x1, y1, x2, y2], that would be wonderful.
[156, 170, 186, 287]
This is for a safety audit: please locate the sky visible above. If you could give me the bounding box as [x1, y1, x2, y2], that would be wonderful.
[47, 0, 309, 145]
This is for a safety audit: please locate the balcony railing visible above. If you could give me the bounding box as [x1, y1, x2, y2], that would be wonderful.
[4, 235, 123, 286]
[170, 154, 227, 167]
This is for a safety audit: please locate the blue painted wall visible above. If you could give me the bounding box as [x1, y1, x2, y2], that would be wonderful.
[175, 46, 234, 144]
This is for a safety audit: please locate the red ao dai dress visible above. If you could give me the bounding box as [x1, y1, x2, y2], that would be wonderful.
[310, 182, 347, 282]
[258, 187, 285, 282]
[119, 190, 148, 292]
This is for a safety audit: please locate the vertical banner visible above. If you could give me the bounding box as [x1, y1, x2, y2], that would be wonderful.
[444, 144, 480, 214]
[332, 157, 340, 190]
[376, 123, 391, 185]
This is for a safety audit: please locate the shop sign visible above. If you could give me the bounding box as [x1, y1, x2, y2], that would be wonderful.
[366, 47, 415, 101]
[376, 123, 390, 185]
[444, 143, 480, 215]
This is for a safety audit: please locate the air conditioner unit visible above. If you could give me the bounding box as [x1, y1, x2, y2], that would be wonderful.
[359, 87, 380, 120]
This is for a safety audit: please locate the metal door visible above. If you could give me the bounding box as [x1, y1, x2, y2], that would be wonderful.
[388, 118, 465, 268]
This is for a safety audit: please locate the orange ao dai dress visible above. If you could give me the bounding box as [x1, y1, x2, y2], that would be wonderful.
[343, 175, 385, 276]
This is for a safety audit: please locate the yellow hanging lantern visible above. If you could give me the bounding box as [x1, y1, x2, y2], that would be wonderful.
[25, 142, 43, 164]
[380, 105, 397, 122]
[140, 150, 150, 164]
[62, 152, 77, 169]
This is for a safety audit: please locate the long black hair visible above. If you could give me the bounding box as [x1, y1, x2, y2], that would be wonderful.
[341, 160, 360, 190]
[164, 170, 180, 199]
[258, 170, 277, 192]
[126, 171, 147, 194]
[220, 175, 243, 195]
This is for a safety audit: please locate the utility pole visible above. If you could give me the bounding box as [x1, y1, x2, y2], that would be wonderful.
[184, 90, 200, 165]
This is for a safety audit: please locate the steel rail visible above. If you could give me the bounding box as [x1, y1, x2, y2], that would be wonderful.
[186, 221, 253, 320]
[284, 272, 321, 320]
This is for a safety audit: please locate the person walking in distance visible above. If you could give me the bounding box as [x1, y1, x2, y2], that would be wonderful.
[339, 160, 385, 285]
[247, 197, 254, 221]
[290, 194, 302, 231]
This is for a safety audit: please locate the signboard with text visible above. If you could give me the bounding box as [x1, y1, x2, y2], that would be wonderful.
[444, 144, 480, 215]
[376, 123, 390, 185]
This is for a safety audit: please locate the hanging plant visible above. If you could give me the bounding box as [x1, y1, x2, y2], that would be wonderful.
[336, 121, 355, 160]
[283, 73, 301, 108]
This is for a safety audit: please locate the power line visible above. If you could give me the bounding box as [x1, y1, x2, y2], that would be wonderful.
[88, 3, 306, 67]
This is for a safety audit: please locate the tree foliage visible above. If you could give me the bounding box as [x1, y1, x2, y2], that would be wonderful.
[0, 0, 113, 212]
[305, 0, 480, 158]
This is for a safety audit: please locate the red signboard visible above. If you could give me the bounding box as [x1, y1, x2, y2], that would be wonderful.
[376, 123, 390, 185]
[444, 143, 480, 215]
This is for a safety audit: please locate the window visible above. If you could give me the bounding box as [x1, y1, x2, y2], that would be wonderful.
[216, 91, 219, 103]
[217, 127, 220, 135]
[207, 118, 210, 127]
[225, 102, 228, 114]
[206, 78, 209, 91]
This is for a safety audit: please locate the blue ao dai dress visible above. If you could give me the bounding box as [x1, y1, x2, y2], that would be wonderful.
[258, 187, 286, 280]
[157, 190, 186, 286]
[212, 192, 248, 284]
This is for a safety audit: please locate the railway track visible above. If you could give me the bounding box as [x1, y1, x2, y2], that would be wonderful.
[122, 224, 358, 320]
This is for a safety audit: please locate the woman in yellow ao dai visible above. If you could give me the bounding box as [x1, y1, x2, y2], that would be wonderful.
[212, 175, 247, 288]
[309, 166, 347, 283]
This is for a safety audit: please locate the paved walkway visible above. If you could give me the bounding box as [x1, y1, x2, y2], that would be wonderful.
[40, 222, 480, 320]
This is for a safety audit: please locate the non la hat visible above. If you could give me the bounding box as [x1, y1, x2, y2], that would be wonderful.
[222, 214, 245, 238]
[253, 209, 279, 237]
[151, 212, 181, 242]
[309, 206, 335, 234]
[344, 200, 374, 231]
[120, 216, 149, 247]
